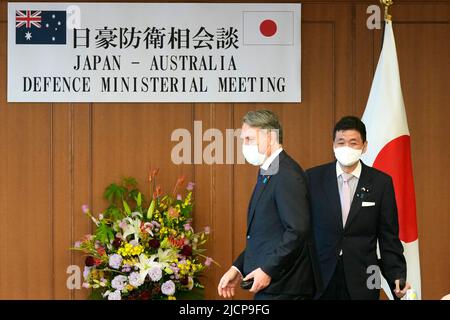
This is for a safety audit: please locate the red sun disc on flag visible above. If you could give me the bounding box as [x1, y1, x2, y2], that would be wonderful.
[373, 135, 419, 243]
[259, 19, 277, 37]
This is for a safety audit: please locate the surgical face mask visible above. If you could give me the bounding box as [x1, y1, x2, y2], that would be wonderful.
[334, 146, 363, 167]
[242, 144, 267, 166]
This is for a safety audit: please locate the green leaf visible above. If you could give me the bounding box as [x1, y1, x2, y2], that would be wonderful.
[104, 206, 122, 220]
[123, 200, 131, 215]
[122, 177, 137, 189]
[103, 183, 127, 205]
[88, 288, 106, 300]
[128, 188, 140, 202]
[160, 237, 170, 249]
[95, 222, 115, 244]
[136, 192, 142, 207]
[176, 287, 205, 300]
[147, 199, 155, 220]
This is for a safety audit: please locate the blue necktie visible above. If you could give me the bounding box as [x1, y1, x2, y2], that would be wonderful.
[250, 174, 265, 208]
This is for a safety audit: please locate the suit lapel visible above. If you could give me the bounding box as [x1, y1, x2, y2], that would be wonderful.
[344, 162, 373, 230]
[246, 151, 286, 232]
[321, 162, 343, 232]
[246, 174, 270, 230]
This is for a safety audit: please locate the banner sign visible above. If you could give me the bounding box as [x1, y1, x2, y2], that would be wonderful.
[8, 3, 301, 103]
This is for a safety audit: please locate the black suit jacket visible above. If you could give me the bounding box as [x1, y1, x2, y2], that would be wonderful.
[233, 150, 322, 296]
[306, 161, 406, 300]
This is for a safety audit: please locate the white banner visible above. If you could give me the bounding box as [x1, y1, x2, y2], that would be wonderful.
[8, 3, 301, 103]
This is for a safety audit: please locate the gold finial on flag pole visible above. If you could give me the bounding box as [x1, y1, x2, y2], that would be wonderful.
[380, 0, 394, 21]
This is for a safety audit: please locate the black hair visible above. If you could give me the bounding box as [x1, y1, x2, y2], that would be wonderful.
[333, 116, 367, 142]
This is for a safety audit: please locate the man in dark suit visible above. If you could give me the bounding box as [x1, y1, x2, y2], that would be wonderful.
[217, 110, 321, 300]
[306, 116, 410, 300]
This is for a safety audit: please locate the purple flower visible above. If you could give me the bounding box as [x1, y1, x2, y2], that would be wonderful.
[81, 204, 89, 214]
[108, 254, 122, 269]
[108, 290, 121, 300]
[111, 275, 127, 291]
[148, 266, 162, 282]
[170, 266, 180, 275]
[119, 219, 128, 230]
[74, 241, 81, 248]
[204, 226, 211, 235]
[177, 194, 182, 200]
[128, 271, 144, 287]
[83, 266, 91, 280]
[205, 257, 213, 267]
[184, 223, 193, 232]
[122, 264, 132, 273]
[151, 221, 161, 228]
[161, 280, 176, 296]
[186, 182, 195, 191]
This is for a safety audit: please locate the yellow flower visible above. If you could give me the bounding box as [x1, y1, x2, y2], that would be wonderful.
[118, 243, 144, 257]
[168, 296, 176, 300]
[123, 257, 138, 266]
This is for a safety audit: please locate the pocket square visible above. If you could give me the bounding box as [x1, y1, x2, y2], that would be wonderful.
[362, 201, 376, 207]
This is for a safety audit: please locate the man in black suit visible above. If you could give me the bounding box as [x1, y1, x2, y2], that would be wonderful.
[306, 116, 410, 300]
[217, 110, 320, 300]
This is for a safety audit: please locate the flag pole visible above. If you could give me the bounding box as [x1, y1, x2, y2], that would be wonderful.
[379, 0, 394, 51]
[380, 0, 393, 22]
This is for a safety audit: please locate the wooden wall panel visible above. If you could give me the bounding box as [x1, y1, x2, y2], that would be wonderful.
[91, 103, 194, 196]
[395, 22, 450, 300]
[0, 20, 6, 299]
[0, 0, 449, 300]
[0, 21, 53, 298]
[52, 103, 72, 299]
[193, 104, 235, 299]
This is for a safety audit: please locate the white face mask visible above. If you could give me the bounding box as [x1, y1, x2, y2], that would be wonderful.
[334, 146, 363, 167]
[242, 144, 267, 166]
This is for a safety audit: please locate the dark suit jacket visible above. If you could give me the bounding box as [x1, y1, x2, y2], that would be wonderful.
[306, 161, 406, 300]
[233, 150, 322, 296]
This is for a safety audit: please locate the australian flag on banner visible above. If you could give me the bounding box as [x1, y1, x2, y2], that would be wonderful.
[16, 10, 66, 45]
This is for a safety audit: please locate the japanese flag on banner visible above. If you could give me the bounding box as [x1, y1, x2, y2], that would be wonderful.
[361, 21, 421, 299]
[243, 11, 294, 45]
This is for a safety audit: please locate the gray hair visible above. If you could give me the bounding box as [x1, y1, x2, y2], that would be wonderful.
[242, 109, 283, 144]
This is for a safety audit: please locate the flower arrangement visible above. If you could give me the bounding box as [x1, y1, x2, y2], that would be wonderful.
[72, 169, 214, 300]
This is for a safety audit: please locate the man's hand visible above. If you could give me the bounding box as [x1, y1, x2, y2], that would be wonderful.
[243, 268, 272, 293]
[394, 279, 411, 299]
[218, 267, 242, 298]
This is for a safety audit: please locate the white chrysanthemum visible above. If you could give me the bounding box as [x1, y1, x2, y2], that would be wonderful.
[161, 280, 176, 296]
[128, 271, 144, 287]
[107, 290, 121, 300]
[111, 275, 127, 291]
[148, 266, 163, 282]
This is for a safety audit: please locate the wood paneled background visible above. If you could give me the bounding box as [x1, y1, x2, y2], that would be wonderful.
[0, 0, 449, 300]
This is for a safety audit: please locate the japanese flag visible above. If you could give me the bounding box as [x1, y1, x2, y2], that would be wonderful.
[361, 21, 421, 299]
[243, 11, 295, 45]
